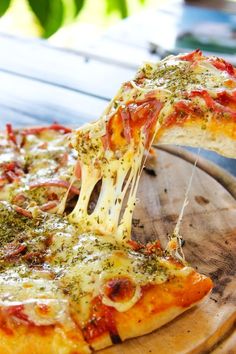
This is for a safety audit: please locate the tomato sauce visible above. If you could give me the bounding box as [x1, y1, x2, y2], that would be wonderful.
[82, 296, 119, 343]
[103, 99, 163, 151]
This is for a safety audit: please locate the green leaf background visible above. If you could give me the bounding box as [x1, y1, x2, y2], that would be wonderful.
[74, 0, 85, 17]
[0, 0, 147, 37]
[0, 0, 11, 17]
[106, 0, 128, 19]
[28, 0, 63, 38]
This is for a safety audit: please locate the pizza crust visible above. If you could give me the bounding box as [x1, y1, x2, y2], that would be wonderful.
[89, 271, 213, 350]
[90, 333, 112, 351]
[0, 325, 91, 354]
[155, 124, 236, 158]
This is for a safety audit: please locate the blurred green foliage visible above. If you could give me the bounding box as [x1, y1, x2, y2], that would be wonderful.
[0, 0, 11, 17]
[0, 0, 147, 38]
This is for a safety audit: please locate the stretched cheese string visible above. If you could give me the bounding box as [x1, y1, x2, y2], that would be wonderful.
[117, 121, 163, 242]
[70, 135, 147, 239]
[166, 148, 201, 262]
[174, 148, 201, 238]
[167, 122, 208, 261]
[56, 176, 77, 215]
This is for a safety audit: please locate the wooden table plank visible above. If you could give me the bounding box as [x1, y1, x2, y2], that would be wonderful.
[70, 36, 157, 69]
[0, 70, 108, 129]
[0, 33, 135, 101]
[0, 106, 40, 127]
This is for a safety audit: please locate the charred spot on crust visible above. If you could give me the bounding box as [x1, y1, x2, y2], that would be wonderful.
[104, 277, 135, 302]
[110, 332, 122, 344]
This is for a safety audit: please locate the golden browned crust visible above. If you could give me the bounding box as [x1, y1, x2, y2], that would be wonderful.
[0, 325, 90, 354]
[155, 121, 236, 158]
[88, 271, 213, 350]
[1, 271, 211, 353]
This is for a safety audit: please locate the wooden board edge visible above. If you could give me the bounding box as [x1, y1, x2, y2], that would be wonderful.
[211, 329, 236, 353]
[210, 317, 236, 354]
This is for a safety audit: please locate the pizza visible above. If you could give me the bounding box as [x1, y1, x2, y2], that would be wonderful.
[0, 50, 235, 353]
[105, 49, 236, 158]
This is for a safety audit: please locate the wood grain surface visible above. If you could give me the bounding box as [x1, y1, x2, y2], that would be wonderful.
[100, 148, 236, 354]
[0, 34, 134, 100]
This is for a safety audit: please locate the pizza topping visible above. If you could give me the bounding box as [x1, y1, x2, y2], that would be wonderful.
[40, 200, 59, 211]
[0, 299, 72, 327]
[0, 125, 79, 213]
[101, 276, 141, 312]
[13, 205, 33, 218]
[5, 303, 32, 324]
[20, 299, 71, 326]
[127, 239, 143, 251]
[6, 124, 17, 146]
[0, 205, 193, 330]
[29, 180, 80, 196]
[0, 202, 33, 246]
[2, 242, 27, 260]
[216, 90, 236, 115]
[179, 49, 202, 62]
[0, 161, 24, 185]
[189, 90, 236, 120]
[145, 240, 162, 255]
[103, 276, 136, 302]
[22, 124, 72, 136]
[83, 296, 119, 343]
[208, 57, 235, 76]
[75, 161, 82, 180]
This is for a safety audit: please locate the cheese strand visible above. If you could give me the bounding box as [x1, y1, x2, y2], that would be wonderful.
[166, 147, 201, 262]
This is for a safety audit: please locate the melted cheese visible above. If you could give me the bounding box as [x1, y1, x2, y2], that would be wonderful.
[0, 130, 78, 212]
[0, 265, 72, 326]
[167, 147, 202, 261]
[70, 128, 149, 241]
[50, 233, 192, 322]
[0, 208, 192, 325]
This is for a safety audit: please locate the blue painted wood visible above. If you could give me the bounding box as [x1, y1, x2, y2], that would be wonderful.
[0, 70, 107, 129]
[0, 33, 135, 101]
[0, 106, 40, 128]
[186, 148, 236, 177]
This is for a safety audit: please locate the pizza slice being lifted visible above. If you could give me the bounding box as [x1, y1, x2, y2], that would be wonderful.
[71, 50, 236, 238]
[128, 49, 235, 156]
[0, 50, 235, 353]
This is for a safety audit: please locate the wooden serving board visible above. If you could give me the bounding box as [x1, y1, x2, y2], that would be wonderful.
[100, 146, 236, 354]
